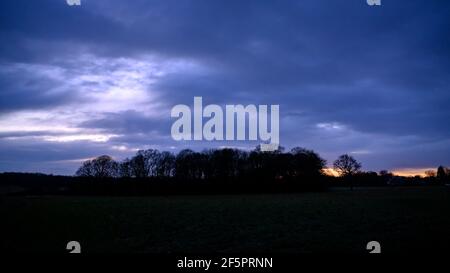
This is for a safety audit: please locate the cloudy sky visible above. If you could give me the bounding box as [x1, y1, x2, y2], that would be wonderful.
[0, 0, 449, 175]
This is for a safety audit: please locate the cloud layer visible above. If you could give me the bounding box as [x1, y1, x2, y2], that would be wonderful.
[0, 0, 449, 174]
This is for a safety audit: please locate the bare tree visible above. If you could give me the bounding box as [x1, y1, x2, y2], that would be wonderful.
[76, 160, 94, 177]
[156, 151, 175, 177]
[425, 170, 436, 178]
[76, 155, 118, 178]
[333, 154, 362, 190]
[130, 149, 161, 178]
[119, 158, 133, 178]
[333, 154, 362, 177]
[130, 152, 147, 178]
[91, 155, 119, 178]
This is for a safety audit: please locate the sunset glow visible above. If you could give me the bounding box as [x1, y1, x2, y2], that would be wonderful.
[392, 168, 434, 177]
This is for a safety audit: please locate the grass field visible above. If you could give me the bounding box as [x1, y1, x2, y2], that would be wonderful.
[1, 187, 450, 254]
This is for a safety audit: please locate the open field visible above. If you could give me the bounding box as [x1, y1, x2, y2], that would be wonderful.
[1, 187, 450, 253]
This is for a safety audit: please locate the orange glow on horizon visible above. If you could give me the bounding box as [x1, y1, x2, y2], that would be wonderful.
[322, 167, 434, 177]
[391, 168, 434, 177]
[323, 168, 339, 177]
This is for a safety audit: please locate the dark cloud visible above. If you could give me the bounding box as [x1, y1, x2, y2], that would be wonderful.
[0, 137, 130, 174]
[78, 110, 171, 135]
[0, 64, 82, 112]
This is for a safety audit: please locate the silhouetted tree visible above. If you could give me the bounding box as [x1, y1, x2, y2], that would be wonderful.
[333, 154, 362, 177]
[175, 149, 198, 179]
[130, 149, 161, 178]
[333, 154, 361, 190]
[156, 151, 175, 177]
[379, 170, 392, 177]
[210, 148, 241, 180]
[246, 146, 287, 180]
[290, 147, 326, 178]
[379, 170, 393, 184]
[425, 170, 436, 178]
[76, 160, 94, 177]
[130, 152, 147, 178]
[92, 155, 119, 178]
[76, 155, 118, 178]
[437, 166, 450, 184]
[119, 158, 133, 178]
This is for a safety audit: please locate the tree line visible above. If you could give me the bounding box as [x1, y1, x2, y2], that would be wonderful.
[76, 146, 329, 181]
[75, 146, 450, 187]
[2, 147, 448, 196]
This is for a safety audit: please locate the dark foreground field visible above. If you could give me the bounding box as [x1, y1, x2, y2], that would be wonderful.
[1, 187, 450, 254]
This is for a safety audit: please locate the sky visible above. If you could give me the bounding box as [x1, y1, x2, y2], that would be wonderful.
[0, 0, 449, 175]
